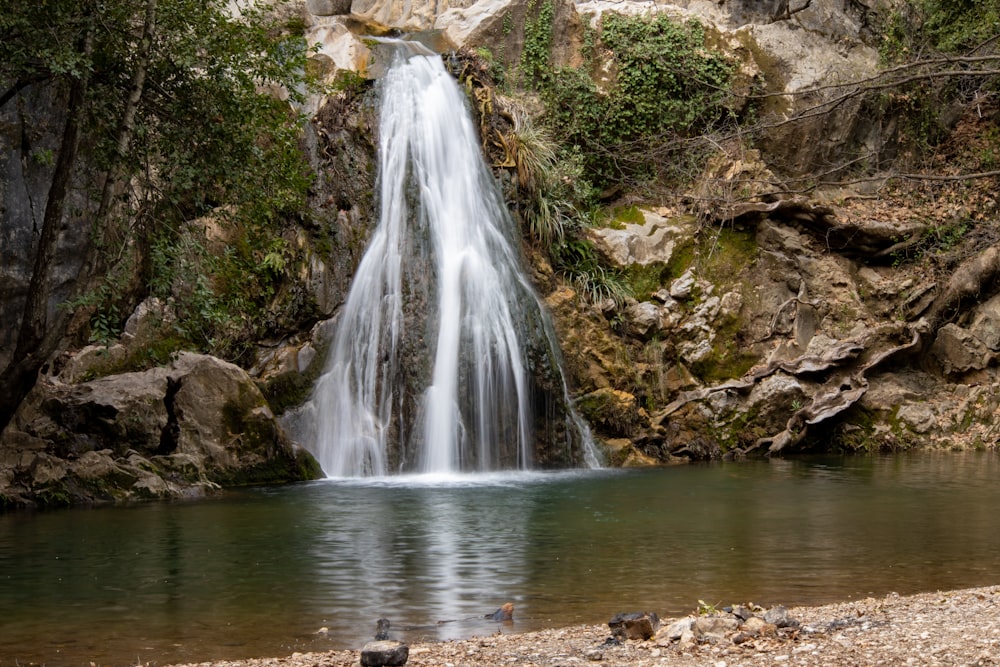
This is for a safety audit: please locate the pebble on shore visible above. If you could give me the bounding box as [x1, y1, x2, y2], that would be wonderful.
[167, 586, 1000, 667]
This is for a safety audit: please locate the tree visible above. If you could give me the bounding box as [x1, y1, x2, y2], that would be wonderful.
[0, 0, 314, 433]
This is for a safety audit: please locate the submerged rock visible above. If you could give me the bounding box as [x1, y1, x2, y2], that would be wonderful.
[486, 602, 515, 621]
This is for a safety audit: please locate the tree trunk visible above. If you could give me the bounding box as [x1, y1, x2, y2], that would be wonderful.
[94, 0, 157, 250]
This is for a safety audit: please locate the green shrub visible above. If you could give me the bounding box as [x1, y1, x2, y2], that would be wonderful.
[540, 14, 735, 189]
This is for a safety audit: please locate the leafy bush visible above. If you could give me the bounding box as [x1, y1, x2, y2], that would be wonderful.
[541, 14, 736, 188]
[919, 0, 1000, 53]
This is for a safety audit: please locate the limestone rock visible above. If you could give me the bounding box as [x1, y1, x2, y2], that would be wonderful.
[763, 605, 798, 628]
[659, 616, 695, 642]
[360, 640, 409, 667]
[122, 297, 175, 350]
[609, 611, 660, 640]
[306, 0, 351, 16]
[305, 19, 370, 85]
[623, 301, 663, 341]
[588, 210, 696, 267]
[743, 373, 807, 434]
[930, 323, 993, 376]
[895, 403, 937, 434]
[970, 294, 1000, 351]
[742, 615, 776, 637]
[576, 388, 641, 438]
[670, 270, 696, 300]
[1, 352, 322, 508]
[58, 344, 130, 384]
[693, 615, 740, 641]
[678, 338, 713, 365]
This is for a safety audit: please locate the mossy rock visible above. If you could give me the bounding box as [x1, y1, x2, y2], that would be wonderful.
[577, 388, 642, 437]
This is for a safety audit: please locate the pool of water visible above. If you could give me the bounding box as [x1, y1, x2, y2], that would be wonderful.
[3, 452, 1000, 666]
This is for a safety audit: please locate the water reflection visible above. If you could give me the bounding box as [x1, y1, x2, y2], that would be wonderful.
[2, 455, 1000, 666]
[303, 477, 537, 642]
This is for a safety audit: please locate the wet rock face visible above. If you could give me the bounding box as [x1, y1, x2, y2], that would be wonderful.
[0, 83, 92, 371]
[0, 352, 322, 508]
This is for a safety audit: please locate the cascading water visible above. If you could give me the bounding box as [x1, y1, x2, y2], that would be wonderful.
[311, 41, 595, 477]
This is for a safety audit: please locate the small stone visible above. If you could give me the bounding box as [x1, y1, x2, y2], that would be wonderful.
[660, 617, 695, 641]
[375, 618, 391, 641]
[731, 605, 754, 621]
[743, 616, 778, 637]
[671, 269, 696, 299]
[609, 611, 660, 640]
[763, 606, 799, 629]
[360, 640, 409, 667]
[693, 616, 740, 641]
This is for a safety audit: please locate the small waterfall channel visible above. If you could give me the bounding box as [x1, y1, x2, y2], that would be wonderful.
[310, 41, 595, 477]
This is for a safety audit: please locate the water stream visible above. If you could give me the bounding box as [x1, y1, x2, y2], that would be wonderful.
[310, 42, 592, 476]
[4, 453, 1000, 666]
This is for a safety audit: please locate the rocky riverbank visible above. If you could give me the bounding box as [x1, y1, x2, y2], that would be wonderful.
[170, 586, 1000, 667]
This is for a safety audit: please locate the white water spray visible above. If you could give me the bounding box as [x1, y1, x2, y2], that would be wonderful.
[311, 43, 595, 477]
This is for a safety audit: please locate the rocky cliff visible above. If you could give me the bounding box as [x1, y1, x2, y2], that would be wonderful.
[292, 0, 1000, 463]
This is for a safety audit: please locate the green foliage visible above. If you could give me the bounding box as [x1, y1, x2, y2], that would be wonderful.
[622, 263, 670, 302]
[700, 226, 758, 286]
[697, 599, 722, 616]
[514, 122, 585, 245]
[553, 237, 631, 306]
[879, 0, 1000, 60]
[540, 14, 735, 189]
[919, 0, 1000, 53]
[31, 148, 56, 167]
[890, 218, 972, 267]
[600, 15, 733, 137]
[147, 214, 312, 361]
[1, 0, 317, 361]
[598, 205, 644, 230]
[520, 0, 555, 88]
[332, 69, 369, 94]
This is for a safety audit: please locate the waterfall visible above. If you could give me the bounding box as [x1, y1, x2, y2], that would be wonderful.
[311, 42, 596, 477]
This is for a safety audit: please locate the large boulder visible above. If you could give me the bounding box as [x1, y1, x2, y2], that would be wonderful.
[589, 209, 697, 267]
[0, 352, 322, 508]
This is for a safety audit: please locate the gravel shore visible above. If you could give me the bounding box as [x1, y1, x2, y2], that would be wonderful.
[170, 586, 999, 666]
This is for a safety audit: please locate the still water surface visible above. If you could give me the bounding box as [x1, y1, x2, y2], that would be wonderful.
[3, 453, 1000, 666]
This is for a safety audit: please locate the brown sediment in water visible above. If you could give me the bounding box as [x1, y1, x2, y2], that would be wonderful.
[169, 585, 1000, 666]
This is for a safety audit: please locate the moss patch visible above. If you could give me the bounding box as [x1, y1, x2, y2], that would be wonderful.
[689, 316, 757, 385]
[699, 226, 757, 286]
[576, 388, 641, 437]
[623, 262, 672, 301]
